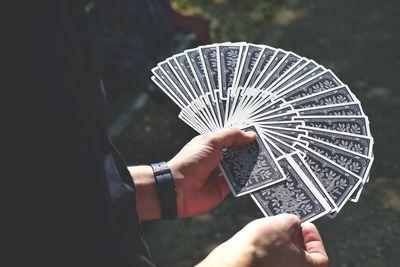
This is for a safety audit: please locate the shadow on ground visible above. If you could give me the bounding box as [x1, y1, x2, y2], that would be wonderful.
[113, 0, 400, 266]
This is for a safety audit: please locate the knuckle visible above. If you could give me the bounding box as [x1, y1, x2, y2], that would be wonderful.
[203, 132, 222, 146]
[203, 133, 215, 143]
[194, 133, 211, 143]
[210, 137, 224, 150]
[275, 214, 301, 235]
[230, 127, 242, 136]
[288, 214, 301, 227]
[279, 213, 300, 228]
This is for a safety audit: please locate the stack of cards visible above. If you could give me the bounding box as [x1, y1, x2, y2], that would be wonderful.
[151, 42, 374, 223]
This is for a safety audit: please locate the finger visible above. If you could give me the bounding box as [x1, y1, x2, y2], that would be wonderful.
[274, 214, 301, 238]
[302, 223, 327, 255]
[302, 223, 329, 266]
[254, 214, 300, 238]
[210, 128, 256, 149]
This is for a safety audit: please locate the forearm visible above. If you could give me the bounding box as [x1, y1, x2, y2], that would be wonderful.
[128, 165, 161, 221]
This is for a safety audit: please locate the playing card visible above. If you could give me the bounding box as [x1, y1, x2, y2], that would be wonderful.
[179, 102, 213, 133]
[234, 44, 264, 90]
[261, 126, 308, 139]
[262, 132, 297, 154]
[256, 52, 301, 90]
[294, 116, 370, 136]
[285, 85, 357, 109]
[293, 143, 362, 212]
[277, 70, 344, 102]
[166, 57, 198, 101]
[298, 135, 373, 183]
[253, 50, 289, 89]
[217, 43, 244, 98]
[349, 183, 365, 203]
[257, 121, 305, 129]
[290, 153, 337, 212]
[151, 42, 374, 222]
[241, 50, 289, 110]
[295, 102, 364, 116]
[249, 105, 294, 122]
[251, 154, 332, 223]
[244, 68, 338, 115]
[269, 60, 323, 92]
[174, 52, 203, 97]
[151, 75, 185, 109]
[249, 65, 328, 111]
[297, 126, 374, 157]
[151, 67, 191, 106]
[267, 58, 309, 90]
[200, 45, 219, 91]
[261, 129, 309, 147]
[220, 126, 286, 196]
[242, 99, 286, 121]
[228, 44, 264, 120]
[186, 48, 211, 95]
[262, 134, 286, 158]
[244, 46, 277, 88]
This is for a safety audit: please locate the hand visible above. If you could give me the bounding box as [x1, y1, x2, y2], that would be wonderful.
[197, 214, 329, 267]
[168, 128, 256, 218]
[129, 128, 255, 221]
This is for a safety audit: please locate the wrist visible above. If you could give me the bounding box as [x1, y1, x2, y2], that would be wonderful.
[128, 165, 162, 221]
[167, 159, 184, 182]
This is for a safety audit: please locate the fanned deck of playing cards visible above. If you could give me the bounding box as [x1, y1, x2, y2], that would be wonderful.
[151, 42, 374, 223]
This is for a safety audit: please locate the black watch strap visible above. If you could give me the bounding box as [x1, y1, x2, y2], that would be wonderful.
[150, 162, 177, 219]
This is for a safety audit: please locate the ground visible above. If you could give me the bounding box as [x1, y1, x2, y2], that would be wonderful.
[113, 0, 400, 266]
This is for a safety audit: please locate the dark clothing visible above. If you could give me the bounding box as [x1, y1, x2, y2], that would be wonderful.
[5, 1, 154, 266]
[93, 0, 174, 100]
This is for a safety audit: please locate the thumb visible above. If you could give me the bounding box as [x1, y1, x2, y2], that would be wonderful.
[248, 214, 301, 240]
[270, 214, 301, 237]
[302, 223, 329, 267]
[210, 128, 256, 149]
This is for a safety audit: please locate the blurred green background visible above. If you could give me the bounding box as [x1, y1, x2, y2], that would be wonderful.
[113, 0, 400, 266]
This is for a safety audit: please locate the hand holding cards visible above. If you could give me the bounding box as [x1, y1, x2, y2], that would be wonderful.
[151, 42, 374, 223]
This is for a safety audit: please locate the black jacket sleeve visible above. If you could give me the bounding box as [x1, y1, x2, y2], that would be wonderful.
[5, 1, 154, 266]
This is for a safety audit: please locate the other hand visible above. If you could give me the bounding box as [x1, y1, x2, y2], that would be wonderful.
[197, 214, 329, 267]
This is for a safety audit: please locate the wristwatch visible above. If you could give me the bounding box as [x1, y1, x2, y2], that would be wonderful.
[150, 161, 177, 219]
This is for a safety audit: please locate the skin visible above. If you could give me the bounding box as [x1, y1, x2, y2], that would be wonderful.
[197, 215, 328, 267]
[129, 128, 329, 267]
